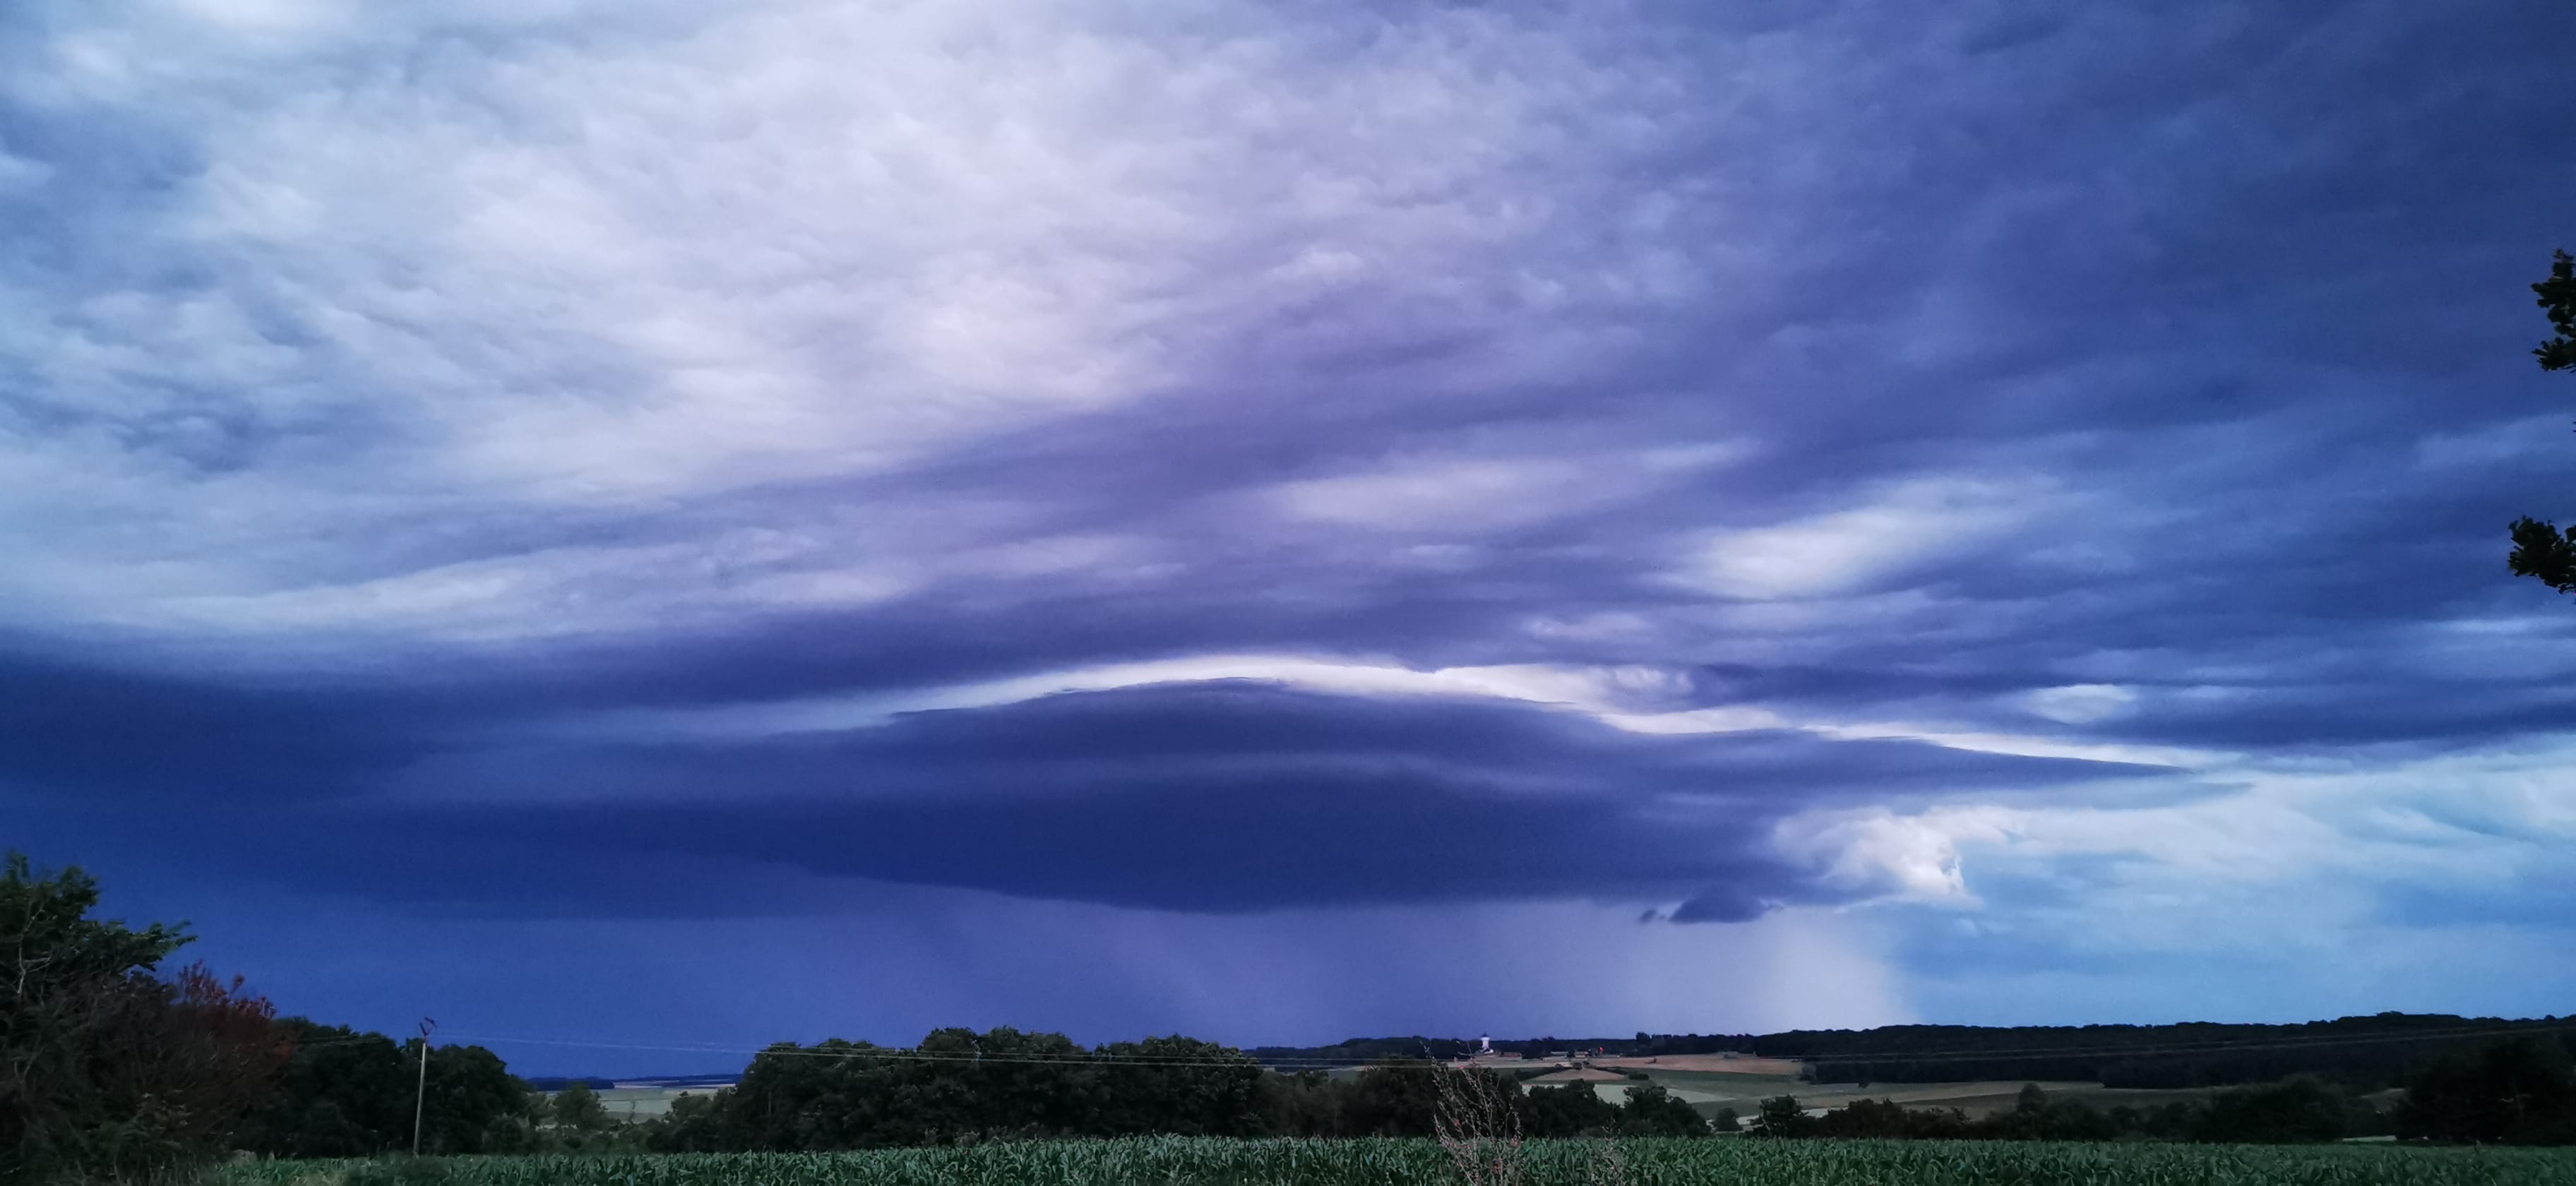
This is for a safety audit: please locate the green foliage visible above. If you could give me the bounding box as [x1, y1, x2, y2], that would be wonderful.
[2189, 1076, 2351, 1144]
[244, 1022, 413, 1158]
[236, 1020, 532, 1158]
[413, 1044, 539, 1156]
[2396, 1039, 2576, 1145]
[1337, 1060, 1445, 1138]
[1, 853, 196, 1178]
[2536, 248, 2576, 373]
[2510, 249, 2576, 593]
[1518, 1083, 1617, 1138]
[546, 1084, 609, 1134]
[1768, 1074, 2410, 1145]
[1, 851, 288, 1185]
[201, 1136, 2576, 1186]
[2508, 517, 2576, 594]
[1609, 1082, 1704, 1137]
[340, 1156, 457, 1186]
[1777, 1014, 2565, 1090]
[1754, 1096, 1808, 1137]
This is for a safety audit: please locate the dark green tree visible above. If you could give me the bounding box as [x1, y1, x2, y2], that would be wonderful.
[2536, 249, 2576, 373]
[547, 1082, 610, 1132]
[2395, 1038, 2576, 1144]
[242, 1022, 412, 1157]
[1093, 1036, 1267, 1137]
[1753, 1094, 1808, 1137]
[1, 853, 289, 1183]
[1614, 1081, 1709, 1137]
[1518, 1082, 1618, 1137]
[238, 1023, 530, 1158]
[644, 1091, 726, 1152]
[2508, 249, 2576, 592]
[1340, 1059, 1447, 1137]
[2187, 1075, 2349, 1144]
[1256, 1070, 1345, 1137]
[410, 1042, 534, 1155]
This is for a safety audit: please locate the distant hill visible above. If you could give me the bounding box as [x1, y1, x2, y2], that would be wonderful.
[1250, 1013, 2576, 1091]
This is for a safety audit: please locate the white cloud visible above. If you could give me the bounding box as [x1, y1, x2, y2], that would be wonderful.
[551, 649, 2226, 775]
[563, 654, 1710, 740]
[1772, 741, 2576, 969]
[2020, 683, 2138, 724]
[0, 0, 1718, 640]
[1270, 442, 1746, 534]
[1676, 477, 2039, 600]
[1772, 806, 2022, 905]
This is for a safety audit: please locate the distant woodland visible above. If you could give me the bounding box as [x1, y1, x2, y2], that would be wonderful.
[1256, 1016, 2576, 1091]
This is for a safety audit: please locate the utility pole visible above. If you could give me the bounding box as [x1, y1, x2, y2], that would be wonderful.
[413, 1017, 436, 1156]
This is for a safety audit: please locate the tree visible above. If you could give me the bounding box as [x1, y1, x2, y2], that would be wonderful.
[1341, 1060, 1448, 1137]
[1518, 1082, 1617, 1138]
[243, 1022, 414, 1158]
[1094, 1036, 1268, 1137]
[2188, 1076, 2349, 1144]
[2536, 249, 2576, 373]
[1, 853, 288, 1183]
[1614, 1082, 1709, 1137]
[1753, 1095, 1808, 1137]
[547, 1082, 610, 1132]
[412, 1042, 537, 1155]
[2015, 1082, 2049, 1115]
[2508, 250, 2576, 592]
[2395, 1039, 2576, 1144]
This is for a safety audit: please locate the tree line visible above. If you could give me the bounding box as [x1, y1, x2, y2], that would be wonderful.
[640, 1035, 1708, 1152]
[1755, 1048, 2576, 1147]
[1258, 1017, 2576, 1094]
[1754, 1016, 2576, 1090]
[2, 855, 541, 1182]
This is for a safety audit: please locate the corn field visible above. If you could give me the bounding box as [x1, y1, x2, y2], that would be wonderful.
[203, 1137, 2576, 1186]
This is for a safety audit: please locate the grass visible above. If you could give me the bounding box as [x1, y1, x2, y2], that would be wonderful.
[205, 1137, 2576, 1186]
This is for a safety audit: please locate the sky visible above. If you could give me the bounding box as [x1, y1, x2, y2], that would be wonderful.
[2, 0, 2574, 1077]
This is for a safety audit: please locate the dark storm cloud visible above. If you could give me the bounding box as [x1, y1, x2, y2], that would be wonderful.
[1, 0, 2572, 1031]
[3, 682, 2171, 917]
[0, 645, 442, 801]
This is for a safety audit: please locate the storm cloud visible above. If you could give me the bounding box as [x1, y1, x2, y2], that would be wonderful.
[1, 0, 2572, 1058]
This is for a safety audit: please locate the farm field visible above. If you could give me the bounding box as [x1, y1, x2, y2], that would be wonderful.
[204, 1137, 2576, 1186]
[1594, 1054, 1806, 1075]
[574, 1058, 2224, 1125]
[1260, 1055, 2229, 1124]
[1498, 1060, 2219, 1120]
[590, 1086, 725, 1121]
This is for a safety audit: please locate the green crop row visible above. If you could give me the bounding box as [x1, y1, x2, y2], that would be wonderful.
[205, 1136, 2576, 1186]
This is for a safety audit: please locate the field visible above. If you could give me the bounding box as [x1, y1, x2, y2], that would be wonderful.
[206, 1137, 2576, 1186]
[1462, 1057, 2218, 1120]
[1592, 1055, 1806, 1076]
[562, 1061, 2232, 1128]
[591, 1086, 718, 1120]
